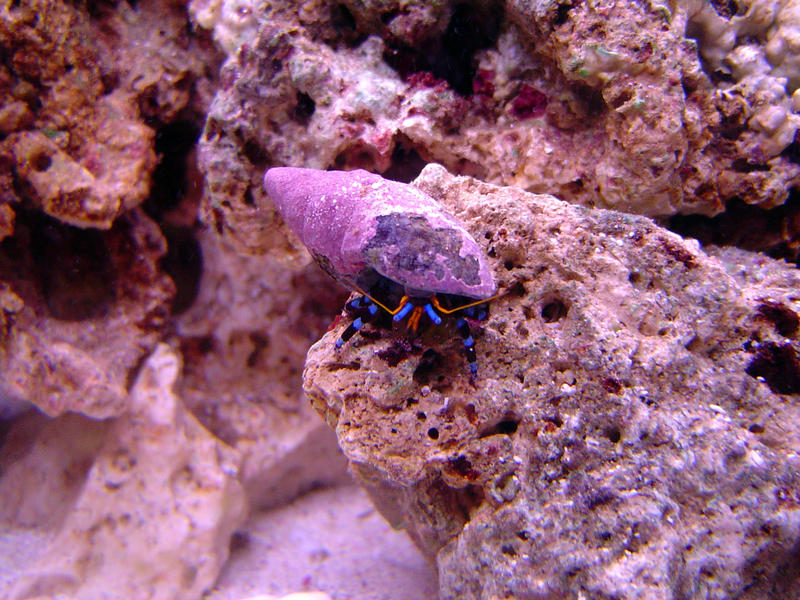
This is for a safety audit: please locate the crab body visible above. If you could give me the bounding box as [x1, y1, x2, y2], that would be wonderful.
[263, 166, 496, 374]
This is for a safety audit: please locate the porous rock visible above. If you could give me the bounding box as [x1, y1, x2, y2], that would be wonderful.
[304, 164, 800, 600]
[91, 0, 222, 125]
[0, 0, 221, 417]
[4, 344, 247, 600]
[0, 209, 174, 418]
[0, 0, 219, 235]
[197, 0, 800, 258]
[0, 0, 156, 229]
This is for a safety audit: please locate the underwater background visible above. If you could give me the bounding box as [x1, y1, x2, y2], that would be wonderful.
[1, 1, 800, 599]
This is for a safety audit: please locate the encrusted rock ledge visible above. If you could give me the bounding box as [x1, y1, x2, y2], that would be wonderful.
[304, 164, 800, 600]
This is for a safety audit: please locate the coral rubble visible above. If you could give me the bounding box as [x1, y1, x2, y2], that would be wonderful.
[0, 0, 155, 229]
[0, 208, 174, 418]
[0, 0, 221, 416]
[304, 165, 800, 599]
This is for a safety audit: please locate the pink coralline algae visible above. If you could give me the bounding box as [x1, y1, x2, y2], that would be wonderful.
[264, 167, 496, 300]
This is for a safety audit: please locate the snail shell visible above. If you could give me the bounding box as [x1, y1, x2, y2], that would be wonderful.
[263, 167, 496, 299]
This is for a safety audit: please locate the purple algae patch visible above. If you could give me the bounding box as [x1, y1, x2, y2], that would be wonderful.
[510, 85, 548, 120]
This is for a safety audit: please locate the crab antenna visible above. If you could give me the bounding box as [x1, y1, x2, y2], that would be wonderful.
[431, 289, 505, 315]
[346, 280, 410, 316]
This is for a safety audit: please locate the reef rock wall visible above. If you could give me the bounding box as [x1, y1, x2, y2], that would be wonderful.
[198, 0, 800, 259]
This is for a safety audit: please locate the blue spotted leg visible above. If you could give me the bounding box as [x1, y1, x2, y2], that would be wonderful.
[335, 291, 492, 376]
[456, 304, 488, 376]
[335, 295, 379, 348]
[389, 298, 488, 376]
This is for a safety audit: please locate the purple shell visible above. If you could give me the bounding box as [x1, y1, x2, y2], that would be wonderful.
[264, 167, 496, 299]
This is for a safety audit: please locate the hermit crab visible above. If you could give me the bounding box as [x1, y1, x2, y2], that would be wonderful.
[263, 167, 497, 375]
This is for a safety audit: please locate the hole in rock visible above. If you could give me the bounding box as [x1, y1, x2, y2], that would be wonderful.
[160, 225, 203, 314]
[554, 2, 572, 25]
[228, 531, 250, 553]
[479, 415, 520, 437]
[601, 377, 623, 394]
[449, 455, 479, 481]
[243, 186, 255, 207]
[146, 120, 201, 217]
[586, 488, 617, 510]
[245, 332, 270, 368]
[21, 211, 117, 321]
[291, 91, 316, 125]
[541, 298, 568, 322]
[783, 135, 800, 165]
[414, 348, 442, 384]
[746, 342, 800, 395]
[603, 426, 621, 443]
[382, 1, 503, 96]
[667, 195, 800, 267]
[628, 271, 642, 285]
[380, 9, 398, 24]
[756, 301, 800, 338]
[334, 143, 380, 171]
[544, 414, 563, 428]
[180, 335, 214, 363]
[509, 280, 526, 297]
[32, 152, 51, 172]
[427, 427, 440, 440]
[330, 3, 364, 47]
[453, 483, 484, 516]
[731, 158, 770, 173]
[382, 140, 427, 183]
[242, 137, 270, 171]
[327, 361, 362, 371]
[709, 0, 739, 18]
[501, 544, 517, 556]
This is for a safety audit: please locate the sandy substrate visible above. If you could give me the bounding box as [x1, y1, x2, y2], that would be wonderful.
[208, 484, 438, 600]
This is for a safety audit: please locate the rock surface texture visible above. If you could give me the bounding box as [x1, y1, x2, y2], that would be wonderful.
[304, 164, 800, 600]
[0, 0, 219, 418]
[3, 344, 247, 600]
[198, 0, 800, 257]
[175, 229, 351, 509]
